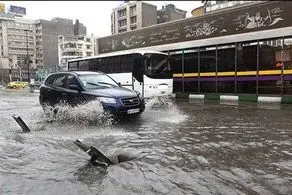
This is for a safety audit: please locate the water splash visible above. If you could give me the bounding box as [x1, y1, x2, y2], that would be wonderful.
[42, 100, 114, 127]
[144, 96, 188, 124]
[145, 96, 175, 109]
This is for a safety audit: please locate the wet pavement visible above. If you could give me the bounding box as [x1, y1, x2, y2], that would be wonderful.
[0, 89, 291, 195]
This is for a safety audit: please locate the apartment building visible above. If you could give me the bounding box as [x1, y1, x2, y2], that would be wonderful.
[35, 17, 87, 70]
[58, 35, 97, 70]
[0, 12, 36, 81]
[111, 1, 157, 34]
[157, 4, 186, 24]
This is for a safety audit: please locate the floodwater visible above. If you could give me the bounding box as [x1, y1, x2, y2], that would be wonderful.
[0, 89, 291, 195]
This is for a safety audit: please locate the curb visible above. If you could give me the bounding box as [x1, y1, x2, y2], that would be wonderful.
[172, 93, 292, 104]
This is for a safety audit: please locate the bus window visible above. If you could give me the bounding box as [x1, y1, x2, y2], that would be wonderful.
[111, 56, 121, 73]
[99, 58, 111, 73]
[78, 60, 89, 70]
[68, 61, 78, 70]
[122, 54, 134, 72]
[89, 59, 98, 71]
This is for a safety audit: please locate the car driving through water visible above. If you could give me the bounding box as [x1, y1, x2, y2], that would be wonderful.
[39, 71, 145, 117]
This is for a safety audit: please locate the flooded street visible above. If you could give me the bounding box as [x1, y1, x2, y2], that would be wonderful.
[0, 90, 291, 195]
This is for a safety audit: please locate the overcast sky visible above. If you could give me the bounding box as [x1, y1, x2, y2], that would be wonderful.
[2, 1, 203, 37]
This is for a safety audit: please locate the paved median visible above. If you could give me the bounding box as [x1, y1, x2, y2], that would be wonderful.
[172, 93, 292, 104]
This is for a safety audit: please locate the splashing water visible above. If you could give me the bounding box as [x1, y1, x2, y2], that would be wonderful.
[145, 96, 175, 109]
[43, 100, 114, 127]
[144, 96, 188, 124]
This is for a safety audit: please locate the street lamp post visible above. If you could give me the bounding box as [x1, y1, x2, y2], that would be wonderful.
[24, 29, 30, 83]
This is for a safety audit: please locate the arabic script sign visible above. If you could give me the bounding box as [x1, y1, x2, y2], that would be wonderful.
[98, 1, 292, 54]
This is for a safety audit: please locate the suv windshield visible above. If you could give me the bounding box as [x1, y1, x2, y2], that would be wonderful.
[78, 74, 119, 89]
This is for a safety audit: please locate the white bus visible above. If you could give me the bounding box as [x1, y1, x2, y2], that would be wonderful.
[67, 50, 173, 98]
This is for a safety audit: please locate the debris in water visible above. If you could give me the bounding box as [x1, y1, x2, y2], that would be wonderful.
[74, 139, 114, 166]
[12, 114, 31, 133]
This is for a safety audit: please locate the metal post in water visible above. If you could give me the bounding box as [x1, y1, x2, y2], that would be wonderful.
[12, 114, 31, 133]
[73, 139, 114, 166]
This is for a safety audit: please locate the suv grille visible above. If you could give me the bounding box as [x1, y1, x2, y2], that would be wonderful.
[121, 97, 139, 106]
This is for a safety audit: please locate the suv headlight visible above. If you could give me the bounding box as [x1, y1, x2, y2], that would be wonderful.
[99, 97, 117, 104]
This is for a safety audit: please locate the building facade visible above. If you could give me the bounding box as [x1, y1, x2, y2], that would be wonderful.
[58, 35, 97, 69]
[35, 17, 87, 70]
[111, 1, 157, 34]
[0, 13, 87, 83]
[157, 4, 187, 24]
[0, 13, 36, 82]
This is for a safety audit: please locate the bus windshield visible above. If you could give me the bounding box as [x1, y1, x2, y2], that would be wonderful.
[144, 53, 172, 79]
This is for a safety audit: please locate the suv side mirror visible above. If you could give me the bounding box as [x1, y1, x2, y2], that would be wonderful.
[118, 82, 122, 87]
[69, 84, 81, 91]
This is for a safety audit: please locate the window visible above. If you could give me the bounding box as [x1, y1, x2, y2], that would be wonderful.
[79, 74, 119, 89]
[118, 9, 126, 17]
[52, 75, 66, 87]
[258, 38, 283, 95]
[68, 61, 78, 70]
[118, 19, 127, 27]
[89, 58, 98, 71]
[130, 26, 137, 30]
[236, 41, 258, 94]
[44, 74, 56, 84]
[283, 37, 292, 95]
[130, 5, 136, 15]
[217, 44, 235, 93]
[78, 60, 89, 70]
[86, 45, 91, 49]
[66, 75, 80, 88]
[130, 16, 137, 24]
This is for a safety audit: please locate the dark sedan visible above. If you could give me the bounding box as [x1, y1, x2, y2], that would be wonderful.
[39, 71, 145, 117]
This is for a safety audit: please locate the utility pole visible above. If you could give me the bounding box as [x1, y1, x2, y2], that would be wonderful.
[24, 29, 30, 83]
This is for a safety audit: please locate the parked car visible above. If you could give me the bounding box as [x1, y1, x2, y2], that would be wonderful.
[39, 71, 145, 117]
[7, 81, 28, 89]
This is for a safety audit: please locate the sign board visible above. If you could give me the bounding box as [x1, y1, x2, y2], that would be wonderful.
[98, 1, 292, 54]
[8, 5, 26, 16]
[0, 3, 5, 13]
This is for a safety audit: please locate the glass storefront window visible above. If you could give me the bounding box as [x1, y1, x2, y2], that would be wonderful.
[217, 44, 235, 93]
[283, 37, 292, 95]
[236, 41, 257, 94]
[258, 38, 283, 95]
[200, 47, 216, 93]
[170, 51, 184, 93]
[184, 49, 199, 93]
